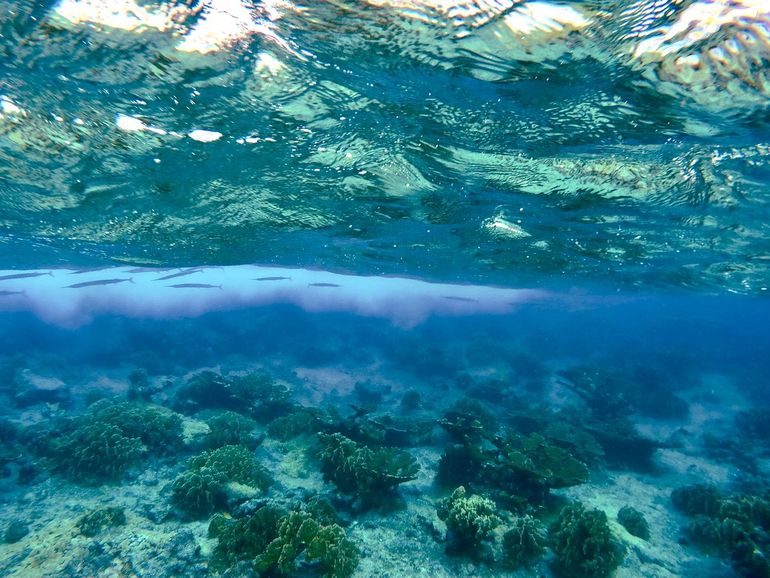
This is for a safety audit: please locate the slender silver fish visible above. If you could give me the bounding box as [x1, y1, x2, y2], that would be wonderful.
[126, 267, 175, 273]
[167, 283, 222, 289]
[69, 267, 110, 275]
[0, 272, 53, 281]
[0, 290, 25, 297]
[65, 278, 134, 289]
[442, 296, 478, 303]
[253, 276, 292, 281]
[154, 268, 203, 281]
[308, 283, 340, 288]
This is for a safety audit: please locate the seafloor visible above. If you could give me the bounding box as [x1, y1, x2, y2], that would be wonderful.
[0, 301, 768, 578]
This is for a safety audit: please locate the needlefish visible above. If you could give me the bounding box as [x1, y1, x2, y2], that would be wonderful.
[64, 278, 134, 289]
[0, 272, 53, 281]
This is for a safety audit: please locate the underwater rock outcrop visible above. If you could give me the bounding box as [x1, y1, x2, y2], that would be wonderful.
[617, 506, 650, 541]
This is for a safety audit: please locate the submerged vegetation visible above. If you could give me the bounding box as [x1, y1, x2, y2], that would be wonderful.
[1, 318, 766, 578]
[210, 499, 359, 578]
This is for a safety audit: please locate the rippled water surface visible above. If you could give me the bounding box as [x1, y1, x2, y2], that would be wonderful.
[0, 0, 769, 292]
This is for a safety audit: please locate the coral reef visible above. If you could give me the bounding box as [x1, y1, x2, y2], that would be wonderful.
[170, 445, 272, 518]
[502, 514, 547, 569]
[317, 432, 419, 505]
[437, 486, 500, 555]
[86, 399, 183, 454]
[436, 423, 589, 506]
[672, 485, 770, 577]
[76, 507, 127, 537]
[31, 399, 185, 484]
[617, 506, 650, 540]
[48, 422, 145, 484]
[175, 370, 291, 420]
[549, 501, 625, 578]
[267, 407, 325, 441]
[203, 410, 262, 449]
[210, 500, 359, 578]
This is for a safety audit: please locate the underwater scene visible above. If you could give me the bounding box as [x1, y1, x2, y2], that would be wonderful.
[1, 0, 770, 577]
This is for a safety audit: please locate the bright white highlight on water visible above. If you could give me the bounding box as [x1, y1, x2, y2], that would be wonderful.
[0, 266, 545, 328]
[188, 129, 223, 142]
[115, 114, 167, 135]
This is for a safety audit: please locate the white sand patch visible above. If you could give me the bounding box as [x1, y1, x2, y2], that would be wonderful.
[18, 370, 65, 391]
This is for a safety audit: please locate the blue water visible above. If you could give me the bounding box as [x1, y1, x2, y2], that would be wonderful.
[1, 1, 770, 577]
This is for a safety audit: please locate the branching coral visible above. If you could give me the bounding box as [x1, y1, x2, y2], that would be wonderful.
[267, 407, 325, 441]
[317, 432, 419, 504]
[672, 485, 770, 577]
[549, 501, 625, 578]
[502, 514, 547, 569]
[86, 399, 183, 454]
[38, 399, 184, 484]
[176, 370, 291, 420]
[437, 486, 500, 555]
[204, 410, 261, 449]
[49, 422, 145, 484]
[170, 445, 272, 518]
[210, 501, 359, 578]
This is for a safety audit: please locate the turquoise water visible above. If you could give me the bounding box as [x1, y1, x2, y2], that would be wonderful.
[1, 1, 770, 577]
[1, 0, 768, 292]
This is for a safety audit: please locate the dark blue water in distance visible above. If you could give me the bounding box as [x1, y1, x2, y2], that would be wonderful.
[1, 1, 770, 577]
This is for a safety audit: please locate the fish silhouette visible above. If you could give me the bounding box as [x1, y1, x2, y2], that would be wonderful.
[167, 283, 222, 289]
[154, 268, 203, 281]
[253, 276, 292, 281]
[0, 272, 53, 281]
[65, 278, 134, 289]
